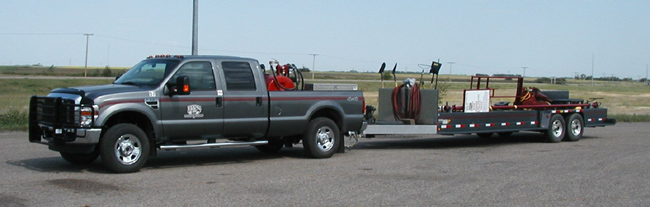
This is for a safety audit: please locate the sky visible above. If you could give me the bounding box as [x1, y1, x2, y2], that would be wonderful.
[1, 0, 649, 79]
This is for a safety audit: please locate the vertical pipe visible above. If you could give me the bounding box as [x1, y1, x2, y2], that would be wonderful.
[192, 0, 199, 55]
[83, 33, 93, 77]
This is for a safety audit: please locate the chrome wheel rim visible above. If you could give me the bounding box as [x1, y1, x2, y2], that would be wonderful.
[570, 119, 582, 136]
[551, 119, 563, 137]
[114, 134, 142, 165]
[315, 126, 335, 152]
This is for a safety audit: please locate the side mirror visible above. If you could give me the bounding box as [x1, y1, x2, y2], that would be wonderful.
[170, 76, 191, 96]
[115, 74, 122, 81]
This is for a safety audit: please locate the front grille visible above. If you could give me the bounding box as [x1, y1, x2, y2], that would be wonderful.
[31, 96, 77, 127]
[29, 96, 93, 142]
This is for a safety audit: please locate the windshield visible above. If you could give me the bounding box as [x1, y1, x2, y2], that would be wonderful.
[114, 59, 181, 86]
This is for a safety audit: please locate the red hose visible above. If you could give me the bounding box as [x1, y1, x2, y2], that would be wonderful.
[391, 84, 421, 121]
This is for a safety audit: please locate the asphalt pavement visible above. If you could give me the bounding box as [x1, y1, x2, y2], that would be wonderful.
[1, 122, 648, 206]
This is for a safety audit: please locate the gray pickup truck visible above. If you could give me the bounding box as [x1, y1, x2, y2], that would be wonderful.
[29, 55, 365, 173]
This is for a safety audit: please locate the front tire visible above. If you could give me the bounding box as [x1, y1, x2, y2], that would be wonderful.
[564, 113, 584, 142]
[60, 151, 99, 165]
[302, 117, 340, 158]
[545, 114, 565, 143]
[100, 124, 150, 173]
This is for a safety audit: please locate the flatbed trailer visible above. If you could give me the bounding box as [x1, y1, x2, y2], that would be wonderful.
[362, 76, 615, 142]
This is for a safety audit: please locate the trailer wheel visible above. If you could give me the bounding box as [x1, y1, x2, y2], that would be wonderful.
[545, 114, 565, 143]
[498, 132, 513, 137]
[60, 151, 99, 165]
[100, 123, 150, 173]
[564, 113, 584, 142]
[302, 117, 340, 158]
[477, 133, 493, 138]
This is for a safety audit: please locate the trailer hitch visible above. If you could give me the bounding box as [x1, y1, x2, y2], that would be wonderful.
[345, 131, 359, 148]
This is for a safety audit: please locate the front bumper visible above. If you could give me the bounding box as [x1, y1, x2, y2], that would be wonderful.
[31, 127, 102, 154]
[32, 127, 102, 144]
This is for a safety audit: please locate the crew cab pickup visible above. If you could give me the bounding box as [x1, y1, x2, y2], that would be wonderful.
[29, 55, 365, 173]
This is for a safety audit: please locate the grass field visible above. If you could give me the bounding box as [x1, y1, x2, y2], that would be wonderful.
[1, 71, 648, 131]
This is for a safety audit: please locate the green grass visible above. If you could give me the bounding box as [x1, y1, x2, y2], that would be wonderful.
[610, 114, 650, 122]
[0, 109, 28, 131]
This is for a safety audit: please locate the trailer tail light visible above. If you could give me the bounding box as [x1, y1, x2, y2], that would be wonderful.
[362, 99, 366, 114]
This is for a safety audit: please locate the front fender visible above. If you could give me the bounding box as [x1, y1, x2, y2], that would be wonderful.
[96, 102, 162, 139]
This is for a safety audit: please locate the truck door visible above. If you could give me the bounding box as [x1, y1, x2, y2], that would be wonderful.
[218, 60, 269, 139]
[160, 61, 224, 140]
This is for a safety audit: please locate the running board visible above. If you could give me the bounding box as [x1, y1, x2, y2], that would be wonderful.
[159, 140, 269, 150]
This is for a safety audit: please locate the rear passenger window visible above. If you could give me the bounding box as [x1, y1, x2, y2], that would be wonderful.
[222, 61, 256, 91]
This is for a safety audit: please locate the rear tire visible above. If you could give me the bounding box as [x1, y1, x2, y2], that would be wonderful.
[302, 117, 340, 158]
[498, 132, 514, 137]
[60, 151, 99, 165]
[564, 113, 584, 142]
[477, 133, 493, 138]
[545, 114, 565, 143]
[100, 124, 150, 173]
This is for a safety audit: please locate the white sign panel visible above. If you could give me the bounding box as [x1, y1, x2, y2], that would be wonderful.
[464, 90, 491, 113]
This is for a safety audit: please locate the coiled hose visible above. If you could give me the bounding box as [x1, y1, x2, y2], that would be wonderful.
[391, 83, 421, 121]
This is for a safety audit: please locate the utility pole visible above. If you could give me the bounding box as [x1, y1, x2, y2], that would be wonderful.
[191, 0, 199, 55]
[646, 64, 648, 82]
[83, 33, 93, 77]
[591, 54, 594, 86]
[522, 66, 527, 78]
[447, 62, 455, 82]
[310, 54, 318, 79]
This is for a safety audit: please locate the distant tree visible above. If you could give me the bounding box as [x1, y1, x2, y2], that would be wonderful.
[535, 77, 551, 83]
[102, 66, 112, 77]
[382, 72, 392, 80]
[298, 67, 310, 73]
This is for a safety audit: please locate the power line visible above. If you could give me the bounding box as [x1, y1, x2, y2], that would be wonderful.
[0, 32, 84, 35]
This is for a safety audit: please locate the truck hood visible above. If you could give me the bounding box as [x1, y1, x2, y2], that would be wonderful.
[51, 84, 153, 100]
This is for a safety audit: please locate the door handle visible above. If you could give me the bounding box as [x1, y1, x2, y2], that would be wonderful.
[216, 97, 223, 107]
[256, 97, 263, 107]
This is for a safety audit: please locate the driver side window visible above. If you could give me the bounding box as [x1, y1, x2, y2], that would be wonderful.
[170, 61, 216, 91]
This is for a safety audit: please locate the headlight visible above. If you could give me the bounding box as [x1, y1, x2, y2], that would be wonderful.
[78, 106, 98, 127]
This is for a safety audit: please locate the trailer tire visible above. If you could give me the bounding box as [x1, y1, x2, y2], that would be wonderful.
[302, 117, 340, 158]
[545, 114, 565, 143]
[100, 123, 150, 173]
[564, 113, 584, 142]
[498, 132, 513, 137]
[60, 151, 99, 165]
[477, 133, 493, 138]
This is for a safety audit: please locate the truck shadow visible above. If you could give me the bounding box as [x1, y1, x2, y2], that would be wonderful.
[7, 146, 310, 174]
[353, 132, 603, 150]
[8, 134, 603, 173]
[144, 146, 308, 170]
